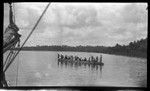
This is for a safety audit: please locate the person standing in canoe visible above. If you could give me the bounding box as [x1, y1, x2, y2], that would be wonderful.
[96, 56, 98, 62]
[100, 55, 102, 63]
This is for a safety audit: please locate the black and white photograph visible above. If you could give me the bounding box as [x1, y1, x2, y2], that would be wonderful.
[2, 2, 147, 89]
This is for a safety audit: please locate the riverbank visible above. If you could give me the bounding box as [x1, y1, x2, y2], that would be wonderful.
[10, 38, 147, 59]
[10, 48, 147, 59]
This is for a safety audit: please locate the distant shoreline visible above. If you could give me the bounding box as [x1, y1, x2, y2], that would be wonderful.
[9, 38, 147, 59]
[10, 48, 147, 59]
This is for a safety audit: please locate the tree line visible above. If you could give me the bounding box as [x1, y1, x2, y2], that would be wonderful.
[13, 38, 147, 58]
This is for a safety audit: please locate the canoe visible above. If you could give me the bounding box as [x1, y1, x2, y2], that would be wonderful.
[58, 58, 104, 66]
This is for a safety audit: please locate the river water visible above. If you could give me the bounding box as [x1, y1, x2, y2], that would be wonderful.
[3, 51, 147, 87]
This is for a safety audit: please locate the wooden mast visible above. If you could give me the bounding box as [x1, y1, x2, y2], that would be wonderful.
[3, 2, 21, 53]
[9, 2, 13, 24]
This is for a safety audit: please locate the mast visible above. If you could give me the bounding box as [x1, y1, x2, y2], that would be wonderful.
[9, 2, 13, 24]
[3, 2, 20, 53]
[1, 3, 14, 87]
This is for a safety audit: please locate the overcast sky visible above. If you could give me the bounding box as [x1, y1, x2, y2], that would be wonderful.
[3, 3, 148, 47]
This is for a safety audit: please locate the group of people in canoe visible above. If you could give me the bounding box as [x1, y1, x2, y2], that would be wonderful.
[57, 54, 103, 65]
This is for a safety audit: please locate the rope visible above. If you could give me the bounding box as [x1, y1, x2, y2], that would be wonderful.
[4, 3, 51, 72]
[16, 41, 20, 86]
[4, 50, 18, 71]
[3, 50, 13, 66]
[3, 44, 16, 69]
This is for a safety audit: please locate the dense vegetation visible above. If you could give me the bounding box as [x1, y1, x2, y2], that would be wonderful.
[13, 38, 147, 58]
